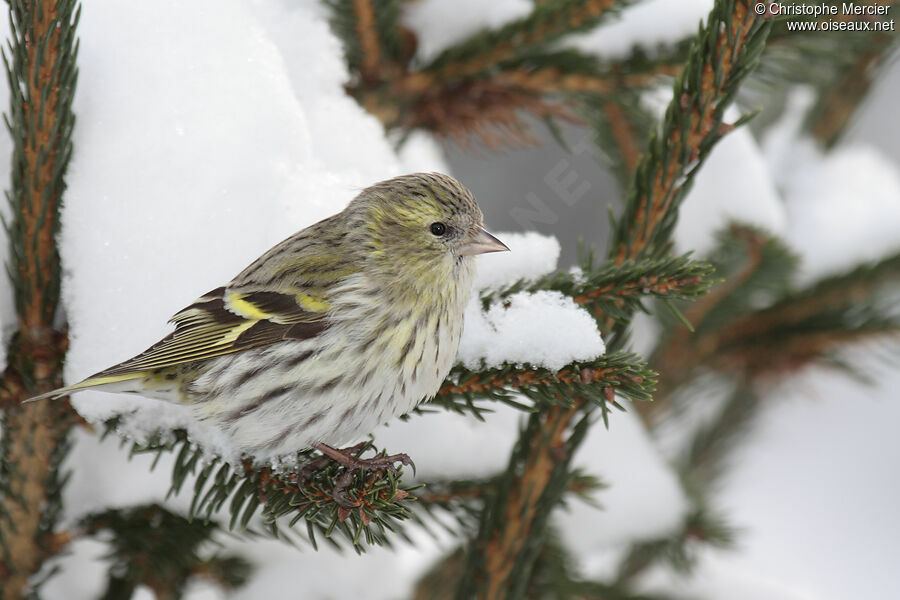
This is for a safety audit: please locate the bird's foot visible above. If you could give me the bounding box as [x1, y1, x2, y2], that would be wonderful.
[313, 442, 415, 508]
[299, 442, 367, 481]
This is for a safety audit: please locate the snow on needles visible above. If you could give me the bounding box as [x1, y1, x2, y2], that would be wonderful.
[460, 291, 605, 372]
[462, 231, 604, 372]
[763, 89, 900, 281]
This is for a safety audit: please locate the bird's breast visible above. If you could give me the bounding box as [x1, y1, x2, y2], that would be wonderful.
[326, 270, 471, 412]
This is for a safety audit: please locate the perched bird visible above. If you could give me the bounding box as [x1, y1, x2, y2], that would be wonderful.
[32, 172, 507, 475]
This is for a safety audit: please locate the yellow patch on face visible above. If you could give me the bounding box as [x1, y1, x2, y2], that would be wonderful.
[392, 205, 415, 220]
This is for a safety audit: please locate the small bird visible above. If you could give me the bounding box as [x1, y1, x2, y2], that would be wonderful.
[32, 173, 507, 475]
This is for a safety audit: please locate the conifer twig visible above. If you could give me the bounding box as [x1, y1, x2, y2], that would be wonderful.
[455, 3, 771, 597]
[492, 62, 683, 96]
[405, 0, 627, 91]
[601, 100, 642, 175]
[483, 254, 714, 331]
[122, 428, 416, 550]
[0, 1, 80, 594]
[653, 244, 900, 406]
[353, 0, 382, 82]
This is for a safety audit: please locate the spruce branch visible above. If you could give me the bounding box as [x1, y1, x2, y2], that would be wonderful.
[328, 0, 692, 148]
[325, 0, 405, 84]
[615, 504, 737, 584]
[685, 225, 797, 337]
[730, 250, 900, 340]
[117, 426, 416, 551]
[493, 65, 676, 96]
[418, 470, 601, 508]
[406, 0, 632, 91]
[455, 3, 772, 598]
[416, 469, 603, 535]
[655, 238, 900, 398]
[710, 255, 900, 377]
[456, 406, 591, 600]
[627, 249, 900, 585]
[405, 46, 685, 148]
[79, 504, 252, 600]
[489, 47, 686, 96]
[431, 352, 654, 420]
[401, 78, 580, 148]
[0, 0, 80, 595]
[650, 225, 797, 404]
[611, 3, 771, 263]
[478, 254, 714, 331]
[417, 531, 683, 600]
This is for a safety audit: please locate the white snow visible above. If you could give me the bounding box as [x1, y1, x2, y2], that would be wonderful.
[779, 143, 900, 280]
[763, 90, 900, 281]
[473, 230, 561, 291]
[403, 0, 532, 64]
[675, 108, 788, 255]
[396, 130, 453, 174]
[557, 409, 690, 551]
[459, 290, 606, 371]
[712, 367, 900, 599]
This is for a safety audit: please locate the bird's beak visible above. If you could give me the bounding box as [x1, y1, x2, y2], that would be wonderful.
[460, 227, 510, 256]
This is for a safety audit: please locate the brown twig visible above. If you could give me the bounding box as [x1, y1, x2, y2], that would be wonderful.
[437, 364, 633, 397]
[615, 10, 753, 264]
[417, 473, 596, 506]
[601, 101, 642, 175]
[353, 0, 382, 83]
[402, 78, 581, 148]
[714, 327, 900, 377]
[494, 63, 682, 96]
[571, 274, 704, 307]
[483, 404, 577, 600]
[0, 2, 77, 594]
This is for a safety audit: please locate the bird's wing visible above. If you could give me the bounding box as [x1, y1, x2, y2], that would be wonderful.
[88, 285, 331, 378]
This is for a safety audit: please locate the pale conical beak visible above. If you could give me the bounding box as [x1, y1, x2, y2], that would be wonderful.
[460, 227, 510, 256]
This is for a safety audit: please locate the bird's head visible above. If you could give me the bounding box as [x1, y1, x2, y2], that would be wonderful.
[349, 173, 508, 285]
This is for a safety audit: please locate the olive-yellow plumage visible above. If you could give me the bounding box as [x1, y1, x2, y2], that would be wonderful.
[31, 173, 508, 460]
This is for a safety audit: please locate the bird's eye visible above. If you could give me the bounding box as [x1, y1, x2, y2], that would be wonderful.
[430, 222, 447, 236]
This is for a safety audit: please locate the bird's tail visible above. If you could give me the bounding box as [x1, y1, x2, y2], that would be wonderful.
[25, 373, 145, 402]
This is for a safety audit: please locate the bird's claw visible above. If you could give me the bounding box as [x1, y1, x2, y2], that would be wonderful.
[312, 443, 415, 508]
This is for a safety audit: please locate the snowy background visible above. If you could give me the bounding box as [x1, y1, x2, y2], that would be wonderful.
[0, 0, 896, 598]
